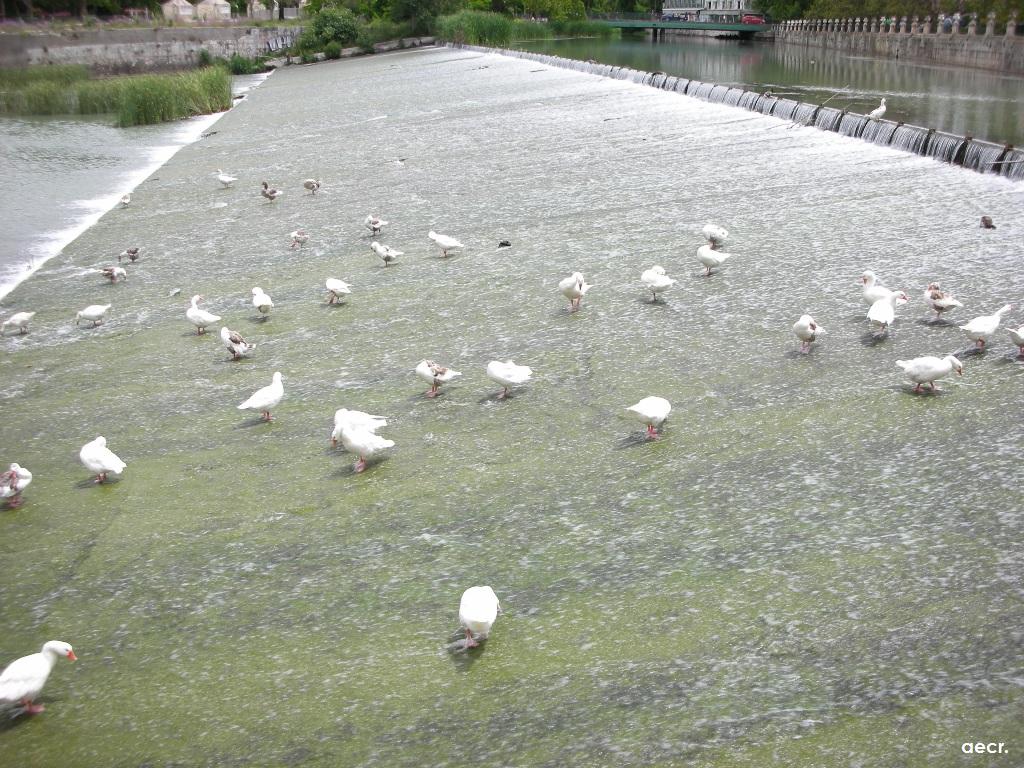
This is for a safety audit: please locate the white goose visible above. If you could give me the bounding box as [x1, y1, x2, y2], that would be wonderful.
[1, 311, 36, 335]
[960, 305, 1012, 348]
[626, 396, 672, 439]
[1, 463, 32, 508]
[237, 371, 283, 421]
[792, 314, 825, 353]
[558, 271, 592, 311]
[220, 326, 254, 360]
[331, 408, 388, 448]
[186, 295, 221, 335]
[325, 278, 352, 304]
[459, 586, 500, 648]
[364, 215, 387, 235]
[859, 270, 902, 306]
[486, 360, 532, 400]
[428, 230, 464, 257]
[119, 193, 131, 208]
[303, 178, 321, 194]
[867, 291, 909, 337]
[923, 282, 963, 319]
[371, 241, 402, 267]
[895, 355, 963, 393]
[640, 265, 676, 302]
[701, 223, 728, 247]
[415, 359, 462, 398]
[696, 244, 731, 275]
[335, 417, 394, 473]
[75, 304, 110, 327]
[1008, 325, 1024, 356]
[251, 287, 274, 316]
[290, 229, 308, 248]
[0, 641, 77, 716]
[79, 436, 126, 483]
[868, 97, 887, 120]
[214, 169, 237, 188]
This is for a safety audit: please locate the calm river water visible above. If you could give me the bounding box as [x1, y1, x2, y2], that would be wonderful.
[1, 46, 1022, 766]
[517, 36, 1024, 147]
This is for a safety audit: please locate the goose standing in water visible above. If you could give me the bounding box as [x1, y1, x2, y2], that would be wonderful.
[1, 311, 36, 335]
[364, 215, 387, 235]
[251, 287, 274, 317]
[792, 314, 825, 353]
[186, 295, 221, 335]
[290, 229, 308, 248]
[0, 641, 77, 716]
[101, 266, 127, 283]
[559, 271, 592, 311]
[868, 97, 887, 120]
[960, 305, 1012, 348]
[79, 436, 126, 483]
[867, 291, 909, 337]
[331, 408, 388, 448]
[260, 181, 282, 201]
[1008, 325, 1024, 356]
[626, 396, 672, 439]
[459, 586, 500, 649]
[119, 194, 131, 208]
[1, 463, 32, 508]
[415, 359, 462, 398]
[214, 169, 238, 188]
[696, 244, 731, 276]
[237, 371, 283, 421]
[701, 223, 728, 248]
[118, 247, 140, 263]
[325, 278, 352, 304]
[486, 360, 532, 400]
[220, 326, 254, 360]
[895, 355, 963, 393]
[859, 270, 903, 306]
[923, 282, 963, 320]
[303, 178, 321, 194]
[640, 265, 676, 302]
[428, 231, 464, 257]
[75, 304, 111, 327]
[332, 411, 394, 473]
[371, 241, 402, 267]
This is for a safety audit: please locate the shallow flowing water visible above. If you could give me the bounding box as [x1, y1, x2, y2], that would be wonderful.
[1, 47, 1022, 766]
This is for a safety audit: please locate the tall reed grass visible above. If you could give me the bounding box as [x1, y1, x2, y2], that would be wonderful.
[434, 11, 617, 45]
[0, 65, 232, 127]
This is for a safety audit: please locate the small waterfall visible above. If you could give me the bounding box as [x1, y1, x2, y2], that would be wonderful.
[890, 125, 932, 155]
[791, 102, 818, 126]
[723, 87, 745, 107]
[838, 113, 868, 137]
[771, 99, 800, 121]
[814, 107, 843, 132]
[926, 131, 965, 164]
[450, 44, 1020, 182]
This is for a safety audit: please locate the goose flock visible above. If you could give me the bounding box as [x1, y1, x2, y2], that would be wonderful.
[0, 154, 1019, 716]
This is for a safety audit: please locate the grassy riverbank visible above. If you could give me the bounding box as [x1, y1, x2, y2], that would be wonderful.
[434, 10, 617, 45]
[0, 64, 232, 126]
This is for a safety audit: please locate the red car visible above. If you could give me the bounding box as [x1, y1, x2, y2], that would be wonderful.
[741, 13, 766, 23]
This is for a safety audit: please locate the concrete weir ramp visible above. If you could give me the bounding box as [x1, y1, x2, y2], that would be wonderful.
[2, 46, 1022, 766]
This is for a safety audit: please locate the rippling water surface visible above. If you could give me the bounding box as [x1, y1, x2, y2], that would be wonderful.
[0, 47, 1022, 766]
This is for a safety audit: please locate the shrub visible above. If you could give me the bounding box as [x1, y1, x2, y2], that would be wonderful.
[323, 41, 342, 59]
[302, 7, 362, 48]
[434, 10, 515, 45]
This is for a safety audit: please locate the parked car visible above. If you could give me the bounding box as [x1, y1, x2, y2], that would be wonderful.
[741, 13, 766, 23]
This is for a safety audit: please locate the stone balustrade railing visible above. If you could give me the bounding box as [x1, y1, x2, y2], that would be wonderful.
[778, 11, 1018, 37]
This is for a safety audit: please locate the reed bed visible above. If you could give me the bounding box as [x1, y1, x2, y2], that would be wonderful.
[0, 65, 232, 127]
[434, 10, 617, 46]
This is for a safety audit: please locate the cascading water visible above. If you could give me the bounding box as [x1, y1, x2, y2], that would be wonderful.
[467, 44, 1019, 180]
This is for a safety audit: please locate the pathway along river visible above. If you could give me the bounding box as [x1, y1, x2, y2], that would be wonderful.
[1, 46, 1022, 766]
[516, 35, 1024, 148]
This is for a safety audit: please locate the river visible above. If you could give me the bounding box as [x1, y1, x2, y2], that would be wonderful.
[516, 35, 1024, 147]
[1, 45, 1022, 766]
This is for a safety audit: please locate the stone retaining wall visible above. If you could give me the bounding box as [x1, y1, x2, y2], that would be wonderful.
[775, 15, 1024, 74]
[0, 26, 302, 72]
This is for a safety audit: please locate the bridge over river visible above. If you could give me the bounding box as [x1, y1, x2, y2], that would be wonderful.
[590, 14, 773, 39]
